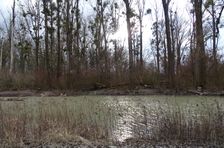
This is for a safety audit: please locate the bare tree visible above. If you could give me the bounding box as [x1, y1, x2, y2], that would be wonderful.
[65, 0, 74, 87]
[123, 0, 134, 85]
[0, 36, 4, 70]
[42, 0, 50, 85]
[136, 0, 145, 71]
[0, 11, 10, 71]
[171, 11, 189, 89]
[151, 2, 160, 75]
[162, 0, 175, 87]
[10, 0, 16, 74]
[21, 0, 42, 69]
[205, 0, 224, 85]
[56, 0, 61, 79]
[75, 0, 81, 74]
[194, 0, 206, 88]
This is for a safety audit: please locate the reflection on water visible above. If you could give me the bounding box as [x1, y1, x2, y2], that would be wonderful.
[101, 96, 222, 142]
[103, 97, 159, 142]
[108, 99, 138, 142]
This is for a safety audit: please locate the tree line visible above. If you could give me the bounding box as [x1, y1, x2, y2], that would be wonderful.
[0, 0, 223, 90]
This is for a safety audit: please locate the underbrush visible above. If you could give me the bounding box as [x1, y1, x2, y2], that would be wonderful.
[0, 71, 35, 90]
[0, 69, 158, 90]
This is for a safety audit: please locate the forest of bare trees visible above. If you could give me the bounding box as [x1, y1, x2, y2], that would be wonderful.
[0, 0, 224, 90]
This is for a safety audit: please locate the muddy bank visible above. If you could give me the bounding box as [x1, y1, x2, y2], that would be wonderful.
[2, 141, 221, 148]
[0, 89, 160, 97]
[0, 88, 224, 97]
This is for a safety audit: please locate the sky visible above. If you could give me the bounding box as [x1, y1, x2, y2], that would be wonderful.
[0, 0, 189, 30]
[0, 0, 13, 29]
[0, 0, 13, 14]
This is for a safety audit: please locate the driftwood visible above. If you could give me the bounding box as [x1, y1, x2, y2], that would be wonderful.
[94, 83, 107, 90]
[0, 90, 34, 97]
[188, 90, 224, 96]
[0, 97, 24, 101]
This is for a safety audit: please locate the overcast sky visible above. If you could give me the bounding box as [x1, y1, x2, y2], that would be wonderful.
[0, 0, 12, 13]
[0, 0, 189, 26]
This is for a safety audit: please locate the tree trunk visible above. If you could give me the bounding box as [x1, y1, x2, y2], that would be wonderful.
[35, 1, 41, 69]
[81, 22, 88, 74]
[162, 0, 175, 88]
[176, 42, 181, 89]
[10, 0, 16, 74]
[95, 2, 101, 82]
[56, 0, 61, 79]
[66, 0, 73, 87]
[75, 0, 80, 75]
[43, 0, 50, 85]
[155, 21, 160, 74]
[123, 0, 134, 85]
[170, 11, 175, 77]
[114, 40, 118, 78]
[190, 11, 196, 86]
[139, 18, 143, 70]
[0, 39, 4, 70]
[100, 2, 109, 80]
[194, 0, 206, 88]
[49, 1, 54, 75]
[212, 1, 218, 85]
[163, 40, 167, 76]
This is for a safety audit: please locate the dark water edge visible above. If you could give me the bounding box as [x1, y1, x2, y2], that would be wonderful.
[1, 141, 223, 148]
[0, 88, 224, 97]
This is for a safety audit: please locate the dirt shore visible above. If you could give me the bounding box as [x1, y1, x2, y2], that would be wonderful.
[2, 141, 221, 148]
[0, 88, 223, 98]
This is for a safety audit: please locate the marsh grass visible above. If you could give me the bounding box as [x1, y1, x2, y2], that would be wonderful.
[0, 96, 116, 146]
[0, 96, 224, 146]
[139, 98, 224, 145]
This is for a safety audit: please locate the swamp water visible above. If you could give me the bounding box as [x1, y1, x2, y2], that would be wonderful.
[0, 95, 223, 144]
